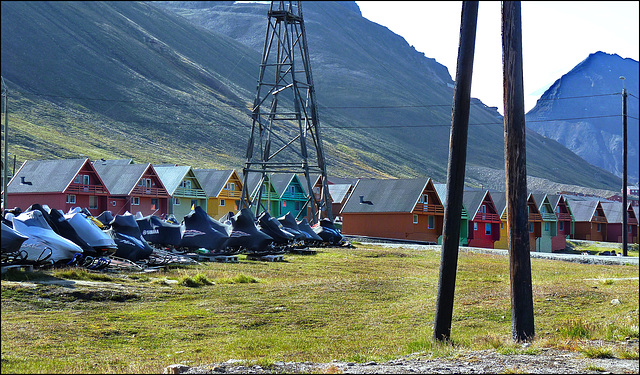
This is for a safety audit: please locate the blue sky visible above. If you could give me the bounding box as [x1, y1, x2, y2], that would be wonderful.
[357, 1, 640, 115]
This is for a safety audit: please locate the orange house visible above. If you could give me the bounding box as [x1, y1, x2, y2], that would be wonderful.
[340, 178, 444, 243]
[7, 158, 110, 216]
[568, 199, 608, 242]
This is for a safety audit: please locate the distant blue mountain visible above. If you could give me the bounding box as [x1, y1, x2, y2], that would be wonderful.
[526, 52, 639, 184]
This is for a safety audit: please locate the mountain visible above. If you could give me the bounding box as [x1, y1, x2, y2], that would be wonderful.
[525, 52, 639, 185]
[0, 1, 622, 194]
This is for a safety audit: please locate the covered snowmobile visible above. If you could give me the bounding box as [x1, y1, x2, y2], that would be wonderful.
[105, 213, 154, 262]
[136, 215, 182, 250]
[226, 208, 275, 255]
[179, 206, 230, 253]
[95, 210, 115, 229]
[296, 218, 324, 246]
[1, 221, 29, 254]
[277, 212, 309, 242]
[64, 211, 118, 256]
[313, 218, 345, 245]
[257, 211, 295, 250]
[11, 210, 83, 266]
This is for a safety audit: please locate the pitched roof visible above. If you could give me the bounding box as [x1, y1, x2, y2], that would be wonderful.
[8, 158, 88, 194]
[93, 162, 151, 195]
[490, 190, 507, 216]
[193, 169, 235, 197]
[269, 173, 297, 197]
[599, 201, 629, 224]
[568, 199, 600, 222]
[329, 184, 352, 204]
[153, 165, 194, 196]
[462, 189, 489, 218]
[341, 178, 429, 214]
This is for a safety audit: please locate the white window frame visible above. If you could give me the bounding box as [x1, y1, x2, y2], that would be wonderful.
[413, 214, 418, 224]
[146, 178, 152, 188]
[428, 215, 435, 229]
[485, 223, 491, 235]
[219, 199, 225, 207]
[559, 221, 564, 231]
[474, 222, 478, 231]
[226, 182, 235, 191]
[131, 197, 140, 206]
[66, 194, 76, 204]
[174, 197, 181, 205]
[74, 175, 81, 184]
[83, 175, 90, 185]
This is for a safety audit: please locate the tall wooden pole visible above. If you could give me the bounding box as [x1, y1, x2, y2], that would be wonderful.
[502, 1, 535, 342]
[621, 81, 628, 256]
[433, 0, 478, 342]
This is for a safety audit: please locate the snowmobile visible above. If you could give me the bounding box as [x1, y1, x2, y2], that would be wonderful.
[136, 214, 182, 251]
[179, 206, 231, 254]
[256, 211, 295, 251]
[104, 213, 154, 262]
[296, 218, 325, 247]
[63, 210, 118, 257]
[11, 209, 84, 267]
[225, 208, 275, 256]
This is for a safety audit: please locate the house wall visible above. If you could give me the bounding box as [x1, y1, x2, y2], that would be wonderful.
[494, 221, 508, 249]
[551, 235, 567, 252]
[7, 193, 66, 212]
[467, 220, 499, 249]
[536, 221, 556, 253]
[574, 222, 606, 241]
[342, 212, 441, 242]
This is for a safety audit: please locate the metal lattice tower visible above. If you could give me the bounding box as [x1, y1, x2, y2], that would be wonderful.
[241, 1, 332, 224]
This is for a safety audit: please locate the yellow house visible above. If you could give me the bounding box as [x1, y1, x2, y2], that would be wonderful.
[193, 169, 243, 220]
[492, 191, 509, 250]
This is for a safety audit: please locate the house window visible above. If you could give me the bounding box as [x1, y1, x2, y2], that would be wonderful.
[480, 205, 486, 213]
[181, 180, 192, 189]
[428, 215, 435, 229]
[83, 175, 90, 185]
[219, 199, 225, 207]
[295, 201, 302, 211]
[226, 182, 235, 191]
[413, 214, 418, 224]
[146, 179, 152, 188]
[423, 194, 428, 204]
[289, 186, 296, 194]
[485, 223, 491, 235]
[174, 198, 181, 205]
[628, 225, 632, 233]
[66, 194, 76, 204]
[597, 223, 601, 232]
[151, 198, 159, 210]
[545, 222, 550, 232]
[500, 223, 504, 230]
[132, 197, 140, 206]
[529, 223, 534, 233]
[89, 196, 98, 209]
[474, 222, 478, 231]
[138, 179, 144, 186]
[559, 221, 564, 231]
[74, 175, 81, 184]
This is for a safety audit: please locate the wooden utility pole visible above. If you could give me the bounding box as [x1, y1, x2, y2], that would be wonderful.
[502, 1, 535, 342]
[433, 0, 478, 342]
[621, 78, 628, 256]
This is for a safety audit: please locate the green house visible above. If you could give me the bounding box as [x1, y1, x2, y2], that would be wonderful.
[434, 183, 468, 246]
[532, 193, 558, 253]
[271, 173, 308, 219]
[241, 172, 279, 218]
[153, 165, 207, 221]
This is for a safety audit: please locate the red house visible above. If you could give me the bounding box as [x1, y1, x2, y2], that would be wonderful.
[7, 158, 110, 215]
[601, 201, 638, 244]
[464, 189, 501, 249]
[93, 160, 170, 217]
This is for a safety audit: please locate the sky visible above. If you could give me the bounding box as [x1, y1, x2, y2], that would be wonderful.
[356, 1, 640, 115]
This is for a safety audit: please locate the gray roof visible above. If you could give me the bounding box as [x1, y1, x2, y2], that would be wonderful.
[490, 190, 507, 216]
[462, 189, 489, 218]
[153, 165, 196, 196]
[341, 178, 429, 214]
[568, 199, 601, 222]
[329, 184, 352, 204]
[193, 169, 235, 197]
[599, 201, 631, 224]
[269, 173, 296, 197]
[93, 158, 133, 165]
[93, 162, 150, 195]
[8, 158, 88, 194]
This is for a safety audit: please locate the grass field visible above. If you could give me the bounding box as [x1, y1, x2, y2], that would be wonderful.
[1, 243, 638, 374]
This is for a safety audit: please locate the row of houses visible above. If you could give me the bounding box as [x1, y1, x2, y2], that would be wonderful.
[4, 158, 639, 252]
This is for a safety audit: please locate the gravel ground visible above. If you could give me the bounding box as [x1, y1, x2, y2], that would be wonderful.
[167, 343, 639, 374]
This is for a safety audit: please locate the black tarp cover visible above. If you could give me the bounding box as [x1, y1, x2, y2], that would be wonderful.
[179, 206, 229, 251]
[137, 215, 182, 247]
[226, 208, 274, 254]
[106, 214, 154, 261]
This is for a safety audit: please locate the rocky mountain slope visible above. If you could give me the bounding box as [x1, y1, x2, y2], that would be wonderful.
[0, 1, 622, 193]
[526, 52, 639, 185]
